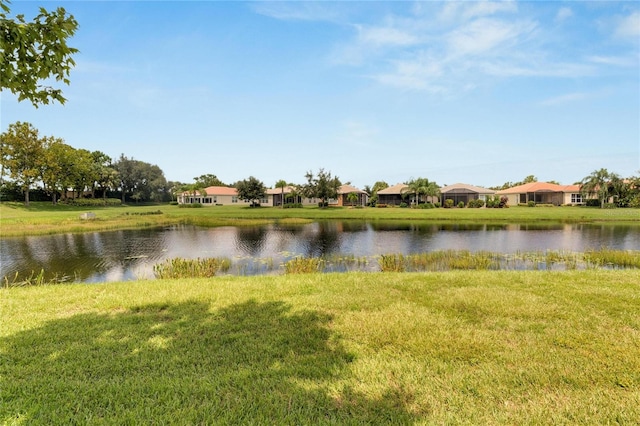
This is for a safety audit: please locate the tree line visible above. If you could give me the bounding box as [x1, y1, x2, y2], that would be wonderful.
[0, 122, 171, 205]
[2, 122, 639, 208]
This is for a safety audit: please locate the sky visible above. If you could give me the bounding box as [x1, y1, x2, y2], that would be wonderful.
[2, 1, 639, 190]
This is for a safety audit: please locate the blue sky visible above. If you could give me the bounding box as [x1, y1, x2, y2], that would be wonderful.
[2, 1, 639, 189]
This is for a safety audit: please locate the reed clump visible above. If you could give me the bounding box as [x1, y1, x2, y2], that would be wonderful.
[2, 270, 72, 288]
[380, 250, 499, 272]
[283, 257, 324, 274]
[584, 248, 640, 269]
[153, 257, 231, 279]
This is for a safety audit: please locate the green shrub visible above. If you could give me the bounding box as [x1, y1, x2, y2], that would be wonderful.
[123, 210, 163, 216]
[169, 201, 178, 205]
[178, 203, 203, 208]
[283, 203, 303, 208]
[376, 204, 387, 208]
[418, 202, 435, 209]
[379, 254, 405, 272]
[399, 202, 408, 208]
[457, 201, 465, 208]
[444, 199, 454, 208]
[475, 199, 485, 208]
[527, 200, 536, 207]
[64, 198, 122, 207]
[153, 257, 231, 279]
[284, 257, 324, 274]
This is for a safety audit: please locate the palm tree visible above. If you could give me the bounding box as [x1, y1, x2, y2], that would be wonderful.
[347, 191, 358, 207]
[580, 168, 617, 208]
[424, 180, 440, 204]
[275, 179, 288, 208]
[402, 177, 431, 207]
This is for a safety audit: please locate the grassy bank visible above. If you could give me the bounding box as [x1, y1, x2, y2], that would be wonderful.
[2, 271, 638, 424]
[1, 201, 639, 237]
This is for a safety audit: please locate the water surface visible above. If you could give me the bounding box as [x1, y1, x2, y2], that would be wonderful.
[2, 221, 639, 282]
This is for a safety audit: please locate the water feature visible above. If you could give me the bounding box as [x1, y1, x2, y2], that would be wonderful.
[2, 221, 639, 283]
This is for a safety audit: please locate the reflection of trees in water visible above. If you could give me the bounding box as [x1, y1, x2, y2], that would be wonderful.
[2, 223, 639, 282]
[2, 229, 169, 282]
[302, 222, 343, 257]
[235, 226, 268, 256]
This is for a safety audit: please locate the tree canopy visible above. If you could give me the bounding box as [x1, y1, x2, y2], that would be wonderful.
[1, 0, 79, 106]
[0, 121, 44, 204]
[580, 168, 620, 209]
[303, 168, 341, 207]
[193, 174, 226, 188]
[236, 176, 266, 207]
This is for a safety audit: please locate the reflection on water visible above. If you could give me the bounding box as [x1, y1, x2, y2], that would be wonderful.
[1, 221, 639, 283]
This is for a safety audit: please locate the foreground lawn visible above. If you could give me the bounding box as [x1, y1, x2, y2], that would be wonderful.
[1, 201, 639, 236]
[2, 271, 638, 424]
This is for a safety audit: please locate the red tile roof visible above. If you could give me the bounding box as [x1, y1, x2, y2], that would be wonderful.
[497, 182, 580, 194]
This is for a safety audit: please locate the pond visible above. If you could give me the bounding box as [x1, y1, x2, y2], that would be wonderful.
[2, 221, 639, 283]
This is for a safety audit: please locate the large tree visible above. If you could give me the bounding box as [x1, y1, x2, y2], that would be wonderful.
[303, 168, 341, 207]
[0, 121, 46, 205]
[193, 173, 226, 188]
[236, 176, 266, 207]
[580, 168, 619, 208]
[114, 155, 168, 203]
[1, 0, 79, 106]
[39, 138, 74, 203]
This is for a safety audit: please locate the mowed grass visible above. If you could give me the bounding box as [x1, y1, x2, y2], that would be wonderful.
[2, 271, 639, 424]
[1, 202, 639, 237]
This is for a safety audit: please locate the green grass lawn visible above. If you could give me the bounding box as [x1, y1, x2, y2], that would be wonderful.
[2, 271, 638, 424]
[1, 201, 639, 236]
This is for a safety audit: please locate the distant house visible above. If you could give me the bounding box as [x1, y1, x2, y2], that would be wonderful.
[376, 184, 407, 206]
[331, 184, 368, 207]
[178, 186, 242, 206]
[376, 183, 438, 206]
[496, 182, 584, 206]
[440, 183, 495, 206]
[266, 186, 317, 207]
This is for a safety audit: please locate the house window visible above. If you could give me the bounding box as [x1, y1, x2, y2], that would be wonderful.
[232, 196, 238, 203]
[571, 193, 582, 204]
[260, 198, 268, 204]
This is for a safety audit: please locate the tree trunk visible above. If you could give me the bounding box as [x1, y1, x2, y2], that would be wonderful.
[24, 187, 30, 206]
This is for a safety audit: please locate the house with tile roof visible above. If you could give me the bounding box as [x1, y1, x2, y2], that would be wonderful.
[178, 186, 244, 206]
[376, 183, 439, 206]
[331, 184, 369, 207]
[440, 183, 495, 206]
[265, 186, 317, 207]
[496, 182, 585, 206]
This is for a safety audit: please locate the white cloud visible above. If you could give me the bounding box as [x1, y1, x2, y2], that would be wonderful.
[437, 1, 517, 24]
[446, 18, 536, 56]
[356, 25, 418, 47]
[555, 7, 573, 22]
[460, 1, 518, 21]
[251, 2, 344, 23]
[539, 92, 592, 106]
[326, 2, 635, 94]
[588, 54, 638, 67]
[614, 11, 640, 38]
